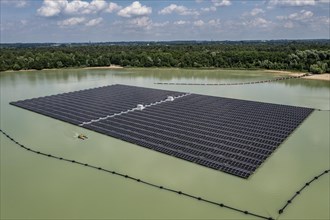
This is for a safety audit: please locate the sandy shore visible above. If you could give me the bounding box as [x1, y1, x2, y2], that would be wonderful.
[265, 70, 329, 81]
[303, 73, 330, 81]
[83, 65, 123, 70]
[264, 70, 305, 77]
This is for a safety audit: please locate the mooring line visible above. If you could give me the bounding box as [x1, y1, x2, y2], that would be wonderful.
[278, 169, 330, 215]
[78, 93, 191, 126]
[0, 129, 273, 220]
[154, 74, 309, 86]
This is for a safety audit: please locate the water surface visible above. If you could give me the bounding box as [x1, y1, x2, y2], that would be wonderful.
[1, 68, 329, 219]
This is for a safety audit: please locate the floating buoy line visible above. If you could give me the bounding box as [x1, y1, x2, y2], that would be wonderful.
[278, 169, 330, 215]
[0, 129, 329, 220]
[154, 73, 310, 86]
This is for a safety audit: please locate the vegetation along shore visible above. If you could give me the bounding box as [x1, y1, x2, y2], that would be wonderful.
[1, 40, 329, 75]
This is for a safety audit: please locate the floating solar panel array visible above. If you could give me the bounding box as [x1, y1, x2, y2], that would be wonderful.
[10, 84, 314, 178]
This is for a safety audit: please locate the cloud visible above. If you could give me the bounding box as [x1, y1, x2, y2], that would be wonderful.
[194, 20, 205, 27]
[128, 16, 152, 28]
[277, 10, 314, 21]
[153, 21, 170, 27]
[37, 0, 67, 17]
[325, 17, 330, 24]
[208, 19, 221, 26]
[284, 21, 294, 28]
[201, 6, 217, 12]
[1, 0, 28, 8]
[212, 0, 232, 7]
[117, 1, 152, 18]
[243, 8, 265, 17]
[20, 20, 28, 25]
[159, 4, 199, 16]
[16, 0, 28, 8]
[57, 17, 85, 27]
[243, 17, 272, 28]
[65, 0, 108, 14]
[106, 2, 122, 13]
[251, 8, 265, 16]
[85, 17, 103, 26]
[269, 0, 316, 6]
[174, 20, 190, 25]
[37, 0, 119, 17]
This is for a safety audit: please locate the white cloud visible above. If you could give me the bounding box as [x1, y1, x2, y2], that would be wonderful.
[243, 8, 265, 17]
[289, 10, 313, 20]
[159, 4, 199, 16]
[325, 17, 330, 24]
[129, 16, 152, 28]
[37, 0, 120, 17]
[106, 2, 122, 13]
[20, 19, 28, 25]
[117, 1, 152, 18]
[269, 0, 316, 6]
[243, 17, 272, 28]
[212, 0, 232, 7]
[85, 17, 103, 26]
[277, 10, 314, 20]
[174, 20, 190, 25]
[1, 0, 28, 8]
[63, 0, 108, 15]
[208, 19, 221, 26]
[194, 20, 204, 27]
[63, 0, 89, 14]
[201, 6, 217, 12]
[251, 8, 265, 16]
[284, 21, 294, 28]
[16, 0, 28, 8]
[57, 17, 85, 27]
[153, 21, 170, 27]
[37, 0, 67, 17]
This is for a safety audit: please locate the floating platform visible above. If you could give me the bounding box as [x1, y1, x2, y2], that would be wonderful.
[10, 84, 314, 178]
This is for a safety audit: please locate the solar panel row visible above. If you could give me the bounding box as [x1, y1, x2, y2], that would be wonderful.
[10, 84, 314, 178]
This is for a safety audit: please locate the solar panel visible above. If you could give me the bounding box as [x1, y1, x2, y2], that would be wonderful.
[10, 84, 314, 178]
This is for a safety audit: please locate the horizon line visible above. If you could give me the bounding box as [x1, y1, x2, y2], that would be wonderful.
[1, 38, 330, 44]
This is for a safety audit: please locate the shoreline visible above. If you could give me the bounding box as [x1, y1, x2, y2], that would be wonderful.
[1, 65, 124, 73]
[2, 67, 329, 81]
[264, 70, 305, 77]
[303, 73, 330, 81]
[265, 70, 330, 81]
[83, 65, 124, 70]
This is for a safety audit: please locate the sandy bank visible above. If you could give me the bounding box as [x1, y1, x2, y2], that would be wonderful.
[303, 73, 330, 81]
[264, 70, 305, 77]
[265, 70, 329, 81]
[83, 65, 123, 70]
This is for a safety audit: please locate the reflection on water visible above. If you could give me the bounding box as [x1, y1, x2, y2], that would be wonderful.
[0, 68, 329, 220]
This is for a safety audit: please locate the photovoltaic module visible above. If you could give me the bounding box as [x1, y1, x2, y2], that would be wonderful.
[10, 84, 314, 178]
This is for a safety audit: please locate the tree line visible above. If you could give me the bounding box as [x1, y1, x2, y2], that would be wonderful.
[1, 41, 329, 74]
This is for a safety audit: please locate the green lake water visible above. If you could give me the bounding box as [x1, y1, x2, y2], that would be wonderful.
[1, 68, 329, 219]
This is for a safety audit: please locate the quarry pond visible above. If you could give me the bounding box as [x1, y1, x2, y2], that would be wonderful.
[1, 68, 329, 219]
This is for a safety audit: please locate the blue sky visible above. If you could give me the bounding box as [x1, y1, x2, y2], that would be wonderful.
[1, 0, 329, 43]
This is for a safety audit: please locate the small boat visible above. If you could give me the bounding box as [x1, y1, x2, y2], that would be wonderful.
[78, 134, 88, 140]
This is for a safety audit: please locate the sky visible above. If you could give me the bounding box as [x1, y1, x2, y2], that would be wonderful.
[0, 0, 329, 43]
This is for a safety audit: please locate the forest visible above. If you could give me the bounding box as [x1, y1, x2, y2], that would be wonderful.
[1, 40, 329, 74]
